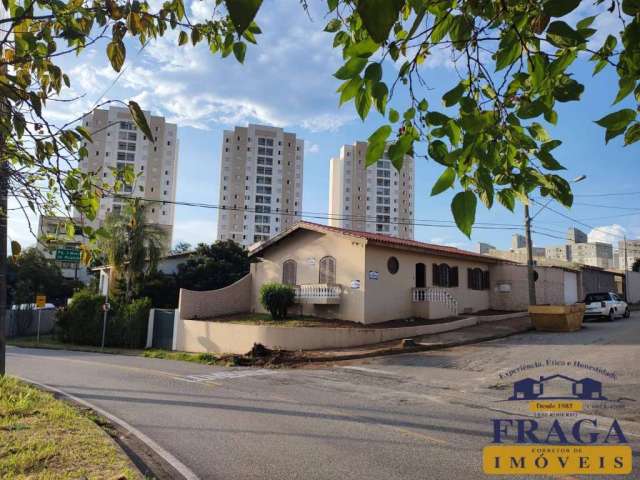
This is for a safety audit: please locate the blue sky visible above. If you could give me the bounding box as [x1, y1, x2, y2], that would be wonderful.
[11, 0, 640, 252]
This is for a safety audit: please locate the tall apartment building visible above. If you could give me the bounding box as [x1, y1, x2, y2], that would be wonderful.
[328, 142, 414, 239]
[216, 124, 304, 247]
[78, 107, 179, 251]
[544, 227, 614, 269]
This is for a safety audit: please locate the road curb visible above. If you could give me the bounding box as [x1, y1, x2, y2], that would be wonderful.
[293, 325, 534, 365]
[17, 376, 200, 480]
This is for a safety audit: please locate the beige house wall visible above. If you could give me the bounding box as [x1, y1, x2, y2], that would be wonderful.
[363, 245, 491, 323]
[490, 264, 567, 310]
[251, 229, 367, 322]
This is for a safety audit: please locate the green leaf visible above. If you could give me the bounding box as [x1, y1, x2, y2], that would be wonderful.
[366, 125, 392, 166]
[327, 0, 338, 11]
[357, 0, 405, 43]
[324, 19, 342, 32]
[128, 101, 154, 143]
[428, 140, 448, 165]
[497, 189, 516, 211]
[338, 78, 362, 105]
[451, 191, 477, 238]
[372, 82, 388, 114]
[364, 63, 382, 82]
[225, 0, 263, 35]
[106, 41, 125, 72]
[543, 0, 581, 17]
[388, 108, 400, 123]
[613, 77, 635, 105]
[595, 109, 637, 131]
[449, 15, 472, 50]
[431, 167, 455, 196]
[442, 81, 467, 107]
[178, 31, 188, 46]
[553, 77, 584, 102]
[431, 15, 452, 43]
[334, 57, 368, 80]
[495, 32, 522, 71]
[425, 111, 450, 126]
[517, 100, 546, 119]
[624, 122, 640, 146]
[355, 88, 372, 120]
[233, 41, 247, 63]
[536, 150, 566, 170]
[546, 21, 585, 48]
[345, 38, 380, 58]
[76, 126, 92, 142]
[622, 0, 640, 15]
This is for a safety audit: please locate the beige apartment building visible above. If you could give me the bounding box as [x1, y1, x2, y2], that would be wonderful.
[216, 124, 304, 247]
[544, 227, 614, 269]
[78, 106, 178, 250]
[617, 239, 640, 270]
[328, 142, 414, 239]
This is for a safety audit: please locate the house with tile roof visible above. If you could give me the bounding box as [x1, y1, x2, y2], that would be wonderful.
[247, 221, 498, 324]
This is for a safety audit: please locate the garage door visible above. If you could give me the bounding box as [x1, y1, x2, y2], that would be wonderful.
[564, 271, 578, 305]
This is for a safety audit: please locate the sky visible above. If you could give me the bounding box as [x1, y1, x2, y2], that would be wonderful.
[10, 0, 640, 253]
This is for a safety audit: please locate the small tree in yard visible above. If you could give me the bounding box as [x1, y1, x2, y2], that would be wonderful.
[260, 283, 296, 320]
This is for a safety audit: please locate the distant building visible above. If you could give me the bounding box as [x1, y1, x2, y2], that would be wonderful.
[486, 234, 545, 263]
[477, 242, 496, 255]
[567, 227, 588, 244]
[328, 142, 414, 239]
[617, 239, 640, 270]
[216, 124, 304, 247]
[36, 215, 90, 283]
[78, 106, 178, 252]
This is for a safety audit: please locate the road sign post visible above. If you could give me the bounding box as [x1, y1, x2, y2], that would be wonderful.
[101, 302, 110, 350]
[35, 295, 46, 344]
[55, 248, 81, 263]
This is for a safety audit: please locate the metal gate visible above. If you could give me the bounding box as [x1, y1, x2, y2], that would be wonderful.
[152, 309, 175, 349]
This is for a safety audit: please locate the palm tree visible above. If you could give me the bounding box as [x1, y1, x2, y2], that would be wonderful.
[99, 198, 166, 302]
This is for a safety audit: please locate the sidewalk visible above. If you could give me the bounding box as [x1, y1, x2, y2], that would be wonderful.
[286, 316, 533, 365]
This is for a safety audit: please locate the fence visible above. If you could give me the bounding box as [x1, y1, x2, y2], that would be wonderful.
[4, 309, 57, 338]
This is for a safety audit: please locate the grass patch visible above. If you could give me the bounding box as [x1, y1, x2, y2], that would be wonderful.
[142, 349, 223, 365]
[0, 376, 140, 479]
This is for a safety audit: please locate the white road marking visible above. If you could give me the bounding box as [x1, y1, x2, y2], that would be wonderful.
[18, 376, 200, 480]
[174, 369, 278, 384]
[340, 366, 396, 376]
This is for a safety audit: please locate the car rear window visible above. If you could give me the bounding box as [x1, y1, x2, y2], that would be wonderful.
[585, 293, 609, 303]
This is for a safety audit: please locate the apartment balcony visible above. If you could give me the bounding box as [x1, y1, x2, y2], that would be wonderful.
[295, 284, 343, 305]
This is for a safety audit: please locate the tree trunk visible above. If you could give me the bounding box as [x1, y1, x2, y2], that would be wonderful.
[0, 159, 8, 376]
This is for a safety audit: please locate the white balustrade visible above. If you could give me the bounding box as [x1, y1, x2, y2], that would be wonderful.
[295, 284, 342, 303]
[411, 287, 459, 315]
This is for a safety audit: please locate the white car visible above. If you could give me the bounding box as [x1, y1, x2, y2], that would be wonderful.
[584, 292, 630, 321]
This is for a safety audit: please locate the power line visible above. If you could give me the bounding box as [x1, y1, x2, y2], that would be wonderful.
[572, 202, 640, 211]
[574, 191, 640, 198]
[529, 198, 626, 240]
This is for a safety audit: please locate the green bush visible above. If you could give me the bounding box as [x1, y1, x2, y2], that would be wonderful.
[56, 291, 151, 349]
[259, 283, 295, 320]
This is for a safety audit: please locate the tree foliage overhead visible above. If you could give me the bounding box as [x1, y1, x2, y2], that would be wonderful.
[1, 0, 638, 241]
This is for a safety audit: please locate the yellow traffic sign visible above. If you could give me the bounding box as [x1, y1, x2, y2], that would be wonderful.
[35, 295, 46, 309]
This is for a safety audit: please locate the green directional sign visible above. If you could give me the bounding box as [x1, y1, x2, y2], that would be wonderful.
[55, 248, 81, 263]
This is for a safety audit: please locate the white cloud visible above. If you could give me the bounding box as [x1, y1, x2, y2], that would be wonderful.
[305, 143, 319, 154]
[588, 224, 626, 245]
[172, 218, 217, 247]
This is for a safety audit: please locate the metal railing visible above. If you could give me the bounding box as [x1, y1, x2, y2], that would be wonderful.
[412, 287, 459, 315]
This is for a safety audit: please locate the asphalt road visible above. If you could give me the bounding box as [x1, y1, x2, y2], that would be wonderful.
[7, 314, 640, 479]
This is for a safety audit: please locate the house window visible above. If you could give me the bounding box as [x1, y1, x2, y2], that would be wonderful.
[468, 268, 490, 290]
[415, 263, 426, 288]
[319, 256, 336, 284]
[433, 263, 458, 287]
[282, 259, 297, 286]
[387, 256, 399, 275]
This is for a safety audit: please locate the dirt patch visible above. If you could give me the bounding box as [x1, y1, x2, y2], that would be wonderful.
[203, 313, 466, 329]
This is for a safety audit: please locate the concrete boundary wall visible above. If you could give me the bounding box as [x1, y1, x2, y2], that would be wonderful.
[174, 311, 527, 354]
[178, 274, 252, 320]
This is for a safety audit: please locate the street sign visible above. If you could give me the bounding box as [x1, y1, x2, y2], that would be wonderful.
[55, 248, 81, 262]
[35, 295, 46, 309]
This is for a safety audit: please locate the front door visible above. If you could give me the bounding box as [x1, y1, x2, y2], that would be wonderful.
[415, 263, 426, 288]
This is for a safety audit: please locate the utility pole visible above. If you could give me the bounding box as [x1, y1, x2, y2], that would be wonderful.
[624, 235, 629, 300]
[524, 202, 536, 306]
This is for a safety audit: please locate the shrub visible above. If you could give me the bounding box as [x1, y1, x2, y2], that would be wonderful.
[57, 291, 151, 349]
[259, 283, 295, 320]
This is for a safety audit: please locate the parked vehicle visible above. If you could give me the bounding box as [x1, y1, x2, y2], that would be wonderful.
[584, 292, 630, 321]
